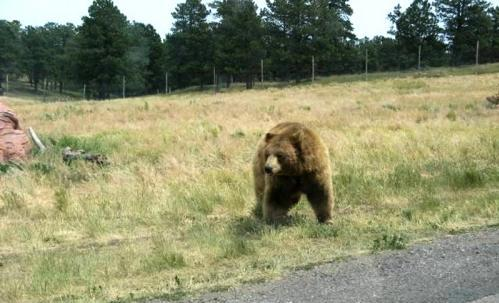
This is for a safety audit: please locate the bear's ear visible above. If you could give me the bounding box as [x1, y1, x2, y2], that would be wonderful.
[291, 129, 304, 153]
[291, 128, 318, 172]
[291, 128, 304, 144]
[265, 133, 275, 142]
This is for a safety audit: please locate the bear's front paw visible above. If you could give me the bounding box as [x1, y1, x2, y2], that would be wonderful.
[321, 219, 334, 225]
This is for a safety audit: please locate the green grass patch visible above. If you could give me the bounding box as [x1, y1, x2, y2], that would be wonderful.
[30, 251, 99, 296]
[219, 238, 256, 259]
[50, 134, 113, 154]
[372, 233, 408, 251]
[394, 80, 428, 91]
[301, 223, 340, 239]
[0, 190, 26, 215]
[142, 249, 187, 272]
[0, 163, 12, 174]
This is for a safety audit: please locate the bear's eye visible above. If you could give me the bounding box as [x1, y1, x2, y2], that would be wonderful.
[276, 154, 286, 160]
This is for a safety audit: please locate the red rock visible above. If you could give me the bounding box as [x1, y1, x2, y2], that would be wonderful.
[0, 101, 31, 162]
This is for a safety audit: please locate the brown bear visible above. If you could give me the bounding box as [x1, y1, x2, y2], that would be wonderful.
[252, 122, 334, 223]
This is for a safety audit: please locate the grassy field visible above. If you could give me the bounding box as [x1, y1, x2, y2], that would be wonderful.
[1, 66, 499, 302]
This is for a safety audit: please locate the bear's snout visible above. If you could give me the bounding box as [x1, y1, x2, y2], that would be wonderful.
[264, 165, 273, 174]
[264, 155, 281, 175]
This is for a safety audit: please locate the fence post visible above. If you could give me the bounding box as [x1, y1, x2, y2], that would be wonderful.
[213, 66, 217, 92]
[261, 59, 264, 84]
[418, 45, 422, 70]
[43, 78, 47, 101]
[312, 56, 315, 82]
[165, 72, 169, 94]
[476, 40, 480, 66]
[365, 49, 368, 81]
[122, 76, 126, 99]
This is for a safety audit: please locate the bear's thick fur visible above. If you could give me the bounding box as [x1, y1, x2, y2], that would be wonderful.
[253, 122, 334, 223]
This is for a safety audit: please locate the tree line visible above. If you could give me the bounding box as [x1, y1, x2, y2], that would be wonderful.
[0, 0, 498, 99]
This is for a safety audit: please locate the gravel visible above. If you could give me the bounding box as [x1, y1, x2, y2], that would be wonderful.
[153, 228, 499, 303]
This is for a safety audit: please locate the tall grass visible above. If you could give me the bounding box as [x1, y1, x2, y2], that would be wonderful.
[0, 70, 498, 302]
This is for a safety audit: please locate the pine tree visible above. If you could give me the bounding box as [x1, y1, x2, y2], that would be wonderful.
[143, 24, 166, 93]
[166, 0, 213, 90]
[485, 6, 499, 63]
[435, 0, 492, 65]
[0, 20, 22, 93]
[43, 23, 77, 93]
[359, 36, 400, 72]
[21, 26, 50, 91]
[77, 0, 129, 99]
[311, 0, 357, 74]
[263, 0, 313, 81]
[125, 23, 165, 95]
[211, 0, 264, 89]
[389, 0, 447, 69]
[263, 0, 357, 81]
[125, 22, 151, 96]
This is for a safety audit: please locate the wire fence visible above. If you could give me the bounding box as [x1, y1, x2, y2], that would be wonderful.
[1, 41, 497, 100]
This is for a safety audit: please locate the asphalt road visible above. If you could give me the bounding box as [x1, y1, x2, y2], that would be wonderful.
[154, 228, 499, 303]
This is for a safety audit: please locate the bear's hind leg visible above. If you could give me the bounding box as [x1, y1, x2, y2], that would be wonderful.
[305, 181, 334, 224]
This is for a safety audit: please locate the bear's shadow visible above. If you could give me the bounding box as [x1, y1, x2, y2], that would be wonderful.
[228, 214, 309, 240]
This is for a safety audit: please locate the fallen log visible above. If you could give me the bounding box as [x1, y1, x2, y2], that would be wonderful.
[28, 127, 46, 153]
[486, 93, 499, 106]
[62, 147, 109, 166]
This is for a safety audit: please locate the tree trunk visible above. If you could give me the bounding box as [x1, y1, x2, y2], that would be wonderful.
[246, 74, 254, 89]
[59, 81, 63, 94]
[98, 82, 105, 100]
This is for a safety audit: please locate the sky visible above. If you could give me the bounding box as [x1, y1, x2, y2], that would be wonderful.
[0, 0, 498, 39]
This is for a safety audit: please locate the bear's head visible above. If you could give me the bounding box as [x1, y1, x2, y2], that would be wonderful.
[262, 132, 302, 176]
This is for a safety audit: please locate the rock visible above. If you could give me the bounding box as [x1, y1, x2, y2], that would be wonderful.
[0, 101, 31, 162]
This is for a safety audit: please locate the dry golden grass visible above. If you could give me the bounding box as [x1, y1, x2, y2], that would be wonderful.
[1, 70, 499, 302]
